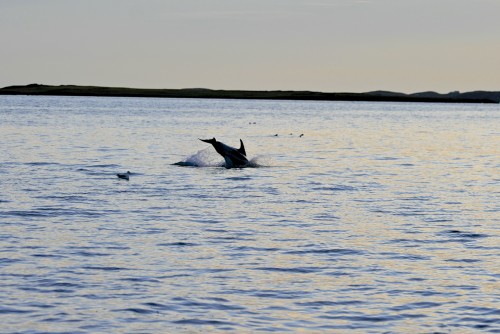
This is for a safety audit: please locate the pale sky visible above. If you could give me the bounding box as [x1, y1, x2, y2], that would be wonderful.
[1, 0, 499, 93]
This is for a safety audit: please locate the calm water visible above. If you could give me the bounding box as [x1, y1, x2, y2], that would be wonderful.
[0, 95, 499, 333]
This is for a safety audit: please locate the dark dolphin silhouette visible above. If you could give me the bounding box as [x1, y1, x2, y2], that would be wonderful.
[199, 138, 248, 168]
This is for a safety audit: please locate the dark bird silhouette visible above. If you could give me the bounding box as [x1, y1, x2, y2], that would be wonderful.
[117, 171, 131, 180]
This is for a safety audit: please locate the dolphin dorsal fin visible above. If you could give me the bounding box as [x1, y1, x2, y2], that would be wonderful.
[238, 139, 247, 156]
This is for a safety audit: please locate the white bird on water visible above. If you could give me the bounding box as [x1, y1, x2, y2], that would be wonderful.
[117, 171, 131, 180]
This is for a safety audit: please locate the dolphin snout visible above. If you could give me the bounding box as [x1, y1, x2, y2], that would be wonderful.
[199, 138, 216, 144]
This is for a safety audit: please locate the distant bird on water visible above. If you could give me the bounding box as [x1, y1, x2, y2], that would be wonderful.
[117, 171, 131, 180]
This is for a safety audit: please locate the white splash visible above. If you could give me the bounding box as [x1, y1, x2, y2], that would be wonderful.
[174, 148, 225, 167]
[174, 149, 273, 168]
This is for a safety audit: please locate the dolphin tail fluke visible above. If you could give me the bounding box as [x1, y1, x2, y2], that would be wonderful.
[238, 139, 247, 156]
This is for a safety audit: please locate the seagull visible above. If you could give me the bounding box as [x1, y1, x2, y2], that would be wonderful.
[117, 171, 131, 180]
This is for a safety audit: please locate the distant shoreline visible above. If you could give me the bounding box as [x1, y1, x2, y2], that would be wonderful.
[0, 84, 498, 104]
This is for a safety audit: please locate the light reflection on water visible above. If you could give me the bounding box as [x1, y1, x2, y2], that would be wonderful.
[0, 95, 499, 333]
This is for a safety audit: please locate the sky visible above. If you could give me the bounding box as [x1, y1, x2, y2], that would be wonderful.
[1, 0, 499, 93]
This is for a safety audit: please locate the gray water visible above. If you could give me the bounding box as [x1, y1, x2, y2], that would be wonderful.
[0, 95, 499, 333]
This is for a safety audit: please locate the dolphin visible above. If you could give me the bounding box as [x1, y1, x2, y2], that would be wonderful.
[199, 138, 248, 168]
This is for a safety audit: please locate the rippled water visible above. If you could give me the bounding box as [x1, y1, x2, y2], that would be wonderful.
[1, 95, 499, 333]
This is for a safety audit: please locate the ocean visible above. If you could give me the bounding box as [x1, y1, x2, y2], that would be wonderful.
[1, 95, 499, 333]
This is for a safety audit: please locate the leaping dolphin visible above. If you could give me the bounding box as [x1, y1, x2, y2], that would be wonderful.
[199, 138, 248, 168]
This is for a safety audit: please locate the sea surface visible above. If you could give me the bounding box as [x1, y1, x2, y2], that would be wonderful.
[0, 95, 498, 333]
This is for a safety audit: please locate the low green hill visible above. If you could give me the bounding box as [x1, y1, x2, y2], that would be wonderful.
[1, 84, 498, 104]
